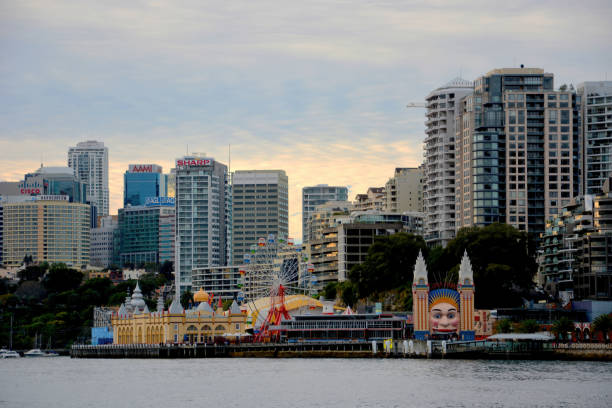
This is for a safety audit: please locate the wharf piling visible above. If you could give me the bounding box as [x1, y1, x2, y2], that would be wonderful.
[71, 341, 612, 360]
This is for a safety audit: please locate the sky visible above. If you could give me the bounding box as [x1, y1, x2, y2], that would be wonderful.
[1, 0, 611, 241]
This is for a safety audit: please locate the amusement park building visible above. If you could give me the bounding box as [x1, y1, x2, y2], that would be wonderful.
[112, 286, 247, 344]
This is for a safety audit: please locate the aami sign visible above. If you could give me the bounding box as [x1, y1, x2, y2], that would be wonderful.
[129, 164, 161, 173]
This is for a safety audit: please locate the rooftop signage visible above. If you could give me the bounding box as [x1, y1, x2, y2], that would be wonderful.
[128, 164, 162, 173]
[36, 195, 69, 201]
[144, 197, 175, 207]
[175, 157, 214, 168]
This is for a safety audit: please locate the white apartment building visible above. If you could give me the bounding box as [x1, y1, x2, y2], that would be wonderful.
[423, 78, 473, 247]
[174, 155, 230, 295]
[577, 81, 612, 195]
[68, 140, 109, 218]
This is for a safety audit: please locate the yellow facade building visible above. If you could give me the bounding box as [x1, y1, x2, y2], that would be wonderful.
[2, 198, 90, 267]
[112, 286, 247, 344]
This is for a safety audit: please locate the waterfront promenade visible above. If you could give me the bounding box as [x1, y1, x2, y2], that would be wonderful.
[71, 340, 612, 361]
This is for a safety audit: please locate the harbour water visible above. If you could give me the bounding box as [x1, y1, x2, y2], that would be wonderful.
[1, 357, 610, 407]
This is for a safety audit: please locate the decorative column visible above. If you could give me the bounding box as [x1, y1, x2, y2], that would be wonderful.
[458, 250, 475, 341]
[412, 250, 430, 340]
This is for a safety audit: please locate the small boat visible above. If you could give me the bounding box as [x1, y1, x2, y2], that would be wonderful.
[24, 349, 46, 357]
[44, 351, 60, 357]
[1, 350, 20, 358]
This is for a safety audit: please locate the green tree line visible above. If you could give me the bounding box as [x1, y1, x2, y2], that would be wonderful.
[325, 223, 537, 310]
[0, 263, 167, 349]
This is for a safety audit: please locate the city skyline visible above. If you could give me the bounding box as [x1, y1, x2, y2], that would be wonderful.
[1, 1, 611, 240]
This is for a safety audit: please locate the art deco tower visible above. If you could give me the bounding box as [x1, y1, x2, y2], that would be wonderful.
[458, 250, 475, 340]
[412, 250, 430, 339]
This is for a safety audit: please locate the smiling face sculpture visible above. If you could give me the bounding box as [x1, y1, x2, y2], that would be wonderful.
[428, 289, 460, 333]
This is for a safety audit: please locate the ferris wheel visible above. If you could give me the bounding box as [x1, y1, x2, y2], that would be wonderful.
[240, 234, 304, 302]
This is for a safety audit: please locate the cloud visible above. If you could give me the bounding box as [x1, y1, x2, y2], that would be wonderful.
[1, 0, 611, 241]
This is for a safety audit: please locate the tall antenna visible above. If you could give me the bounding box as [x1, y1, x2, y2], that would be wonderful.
[228, 143, 231, 173]
[186, 144, 189, 155]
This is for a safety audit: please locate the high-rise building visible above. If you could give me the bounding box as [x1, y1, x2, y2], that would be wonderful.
[577, 81, 612, 195]
[68, 140, 109, 219]
[90, 216, 119, 268]
[123, 164, 168, 207]
[302, 185, 349, 244]
[385, 167, 424, 213]
[118, 200, 175, 267]
[455, 68, 580, 237]
[2, 197, 90, 267]
[423, 78, 473, 247]
[174, 155, 230, 295]
[231, 170, 288, 265]
[21, 166, 87, 203]
[158, 204, 175, 266]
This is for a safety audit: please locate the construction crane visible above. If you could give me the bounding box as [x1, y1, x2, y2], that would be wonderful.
[406, 102, 426, 108]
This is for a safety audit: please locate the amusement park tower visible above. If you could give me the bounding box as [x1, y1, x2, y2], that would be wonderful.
[412, 250, 476, 340]
[412, 251, 430, 338]
[457, 250, 475, 340]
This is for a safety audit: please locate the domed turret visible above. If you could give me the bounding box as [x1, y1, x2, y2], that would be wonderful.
[130, 282, 147, 313]
[193, 287, 210, 304]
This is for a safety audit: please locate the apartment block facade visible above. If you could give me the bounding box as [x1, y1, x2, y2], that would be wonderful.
[231, 170, 288, 265]
[577, 81, 612, 195]
[423, 78, 473, 247]
[455, 68, 580, 237]
[174, 156, 230, 295]
[302, 185, 348, 244]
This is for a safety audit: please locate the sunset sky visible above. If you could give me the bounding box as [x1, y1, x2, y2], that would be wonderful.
[1, 1, 611, 241]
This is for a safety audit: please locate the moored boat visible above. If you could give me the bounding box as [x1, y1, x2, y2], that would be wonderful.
[1, 350, 20, 358]
[24, 349, 46, 357]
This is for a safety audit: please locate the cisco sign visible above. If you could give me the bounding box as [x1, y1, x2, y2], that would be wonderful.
[145, 197, 175, 207]
[175, 158, 213, 168]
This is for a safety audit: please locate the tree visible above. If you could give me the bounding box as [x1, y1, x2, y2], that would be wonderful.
[517, 319, 540, 333]
[551, 317, 574, 342]
[42, 264, 83, 294]
[159, 261, 174, 281]
[17, 264, 48, 282]
[495, 318, 513, 334]
[144, 262, 158, 273]
[339, 282, 358, 308]
[592, 314, 612, 343]
[321, 282, 338, 300]
[15, 281, 46, 302]
[348, 233, 427, 299]
[180, 290, 194, 309]
[443, 223, 537, 309]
